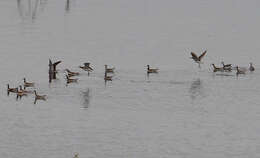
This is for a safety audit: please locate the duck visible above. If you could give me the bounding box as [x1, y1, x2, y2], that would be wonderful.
[236, 66, 246, 75]
[23, 78, 35, 87]
[66, 75, 78, 84]
[7, 84, 18, 93]
[104, 72, 112, 81]
[65, 69, 80, 77]
[19, 85, 33, 94]
[211, 64, 224, 72]
[34, 90, 46, 101]
[105, 65, 115, 73]
[190, 50, 207, 67]
[249, 62, 255, 72]
[147, 65, 158, 73]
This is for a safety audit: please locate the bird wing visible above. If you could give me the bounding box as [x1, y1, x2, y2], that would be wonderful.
[191, 52, 198, 60]
[53, 60, 62, 66]
[199, 50, 207, 60]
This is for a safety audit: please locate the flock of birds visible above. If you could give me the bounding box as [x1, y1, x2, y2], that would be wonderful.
[5, 51, 256, 158]
[190, 50, 255, 74]
[6, 50, 255, 104]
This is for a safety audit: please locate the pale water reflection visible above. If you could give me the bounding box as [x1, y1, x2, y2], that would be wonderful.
[81, 88, 90, 109]
[189, 78, 204, 101]
[17, 0, 40, 20]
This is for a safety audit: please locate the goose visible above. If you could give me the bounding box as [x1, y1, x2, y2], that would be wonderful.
[105, 65, 115, 73]
[34, 90, 46, 101]
[147, 65, 158, 73]
[53, 60, 62, 73]
[236, 66, 246, 75]
[221, 61, 232, 68]
[7, 84, 18, 93]
[19, 85, 33, 94]
[65, 69, 80, 77]
[211, 64, 224, 72]
[73, 153, 79, 158]
[79, 63, 93, 72]
[84, 63, 93, 71]
[66, 75, 78, 84]
[249, 63, 255, 72]
[16, 89, 27, 99]
[23, 78, 34, 87]
[190, 50, 207, 67]
[104, 72, 112, 81]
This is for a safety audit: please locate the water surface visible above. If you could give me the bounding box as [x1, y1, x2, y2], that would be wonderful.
[1, 0, 260, 158]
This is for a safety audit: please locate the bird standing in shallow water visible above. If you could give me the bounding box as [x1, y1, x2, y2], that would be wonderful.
[190, 50, 207, 68]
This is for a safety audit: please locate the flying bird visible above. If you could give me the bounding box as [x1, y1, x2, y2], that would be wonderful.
[190, 50, 207, 68]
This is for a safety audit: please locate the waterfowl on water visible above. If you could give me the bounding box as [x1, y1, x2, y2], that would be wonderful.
[104, 65, 115, 73]
[34, 90, 46, 101]
[73, 153, 79, 158]
[19, 85, 33, 94]
[23, 78, 35, 87]
[190, 50, 207, 67]
[84, 63, 93, 70]
[79, 63, 93, 72]
[66, 75, 78, 83]
[104, 72, 112, 81]
[236, 66, 246, 75]
[221, 61, 232, 68]
[211, 64, 224, 72]
[7, 84, 18, 93]
[65, 69, 80, 77]
[147, 65, 158, 73]
[16, 90, 27, 99]
[249, 63, 255, 72]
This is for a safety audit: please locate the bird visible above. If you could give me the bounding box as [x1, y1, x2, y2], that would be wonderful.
[84, 63, 93, 71]
[65, 69, 80, 77]
[211, 64, 224, 72]
[73, 153, 79, 158]
[104, 72, 112, 81]
[19, 85, 33, 94]
[66, 75, 78, 84]
[249, 63, 255, 72]
[104, 65, 115, 73]
[221, 61, 232, 68]
[23, 78, 35, 87]
[236, 66, 246, 75]
[16, 89, 27, 99]
[33, 90, 46, 104]
[221, 62, 232, 72]
[190, 50, 207, 68]
[147, 65, 158, 73]
[79, 63, 93, 72]
[7, 84, 18, 93]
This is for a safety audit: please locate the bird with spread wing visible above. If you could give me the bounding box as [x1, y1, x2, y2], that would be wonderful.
[190, 50, 207, 68]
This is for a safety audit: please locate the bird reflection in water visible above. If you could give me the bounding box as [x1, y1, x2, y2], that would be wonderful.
[66, 0, 70, 13]
[17, 0, 47, 20]
[189, 78, 204, 100]
[81, 88, 90, 109]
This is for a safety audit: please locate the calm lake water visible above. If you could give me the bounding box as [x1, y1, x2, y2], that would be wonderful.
[1, 0, 260, 158]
